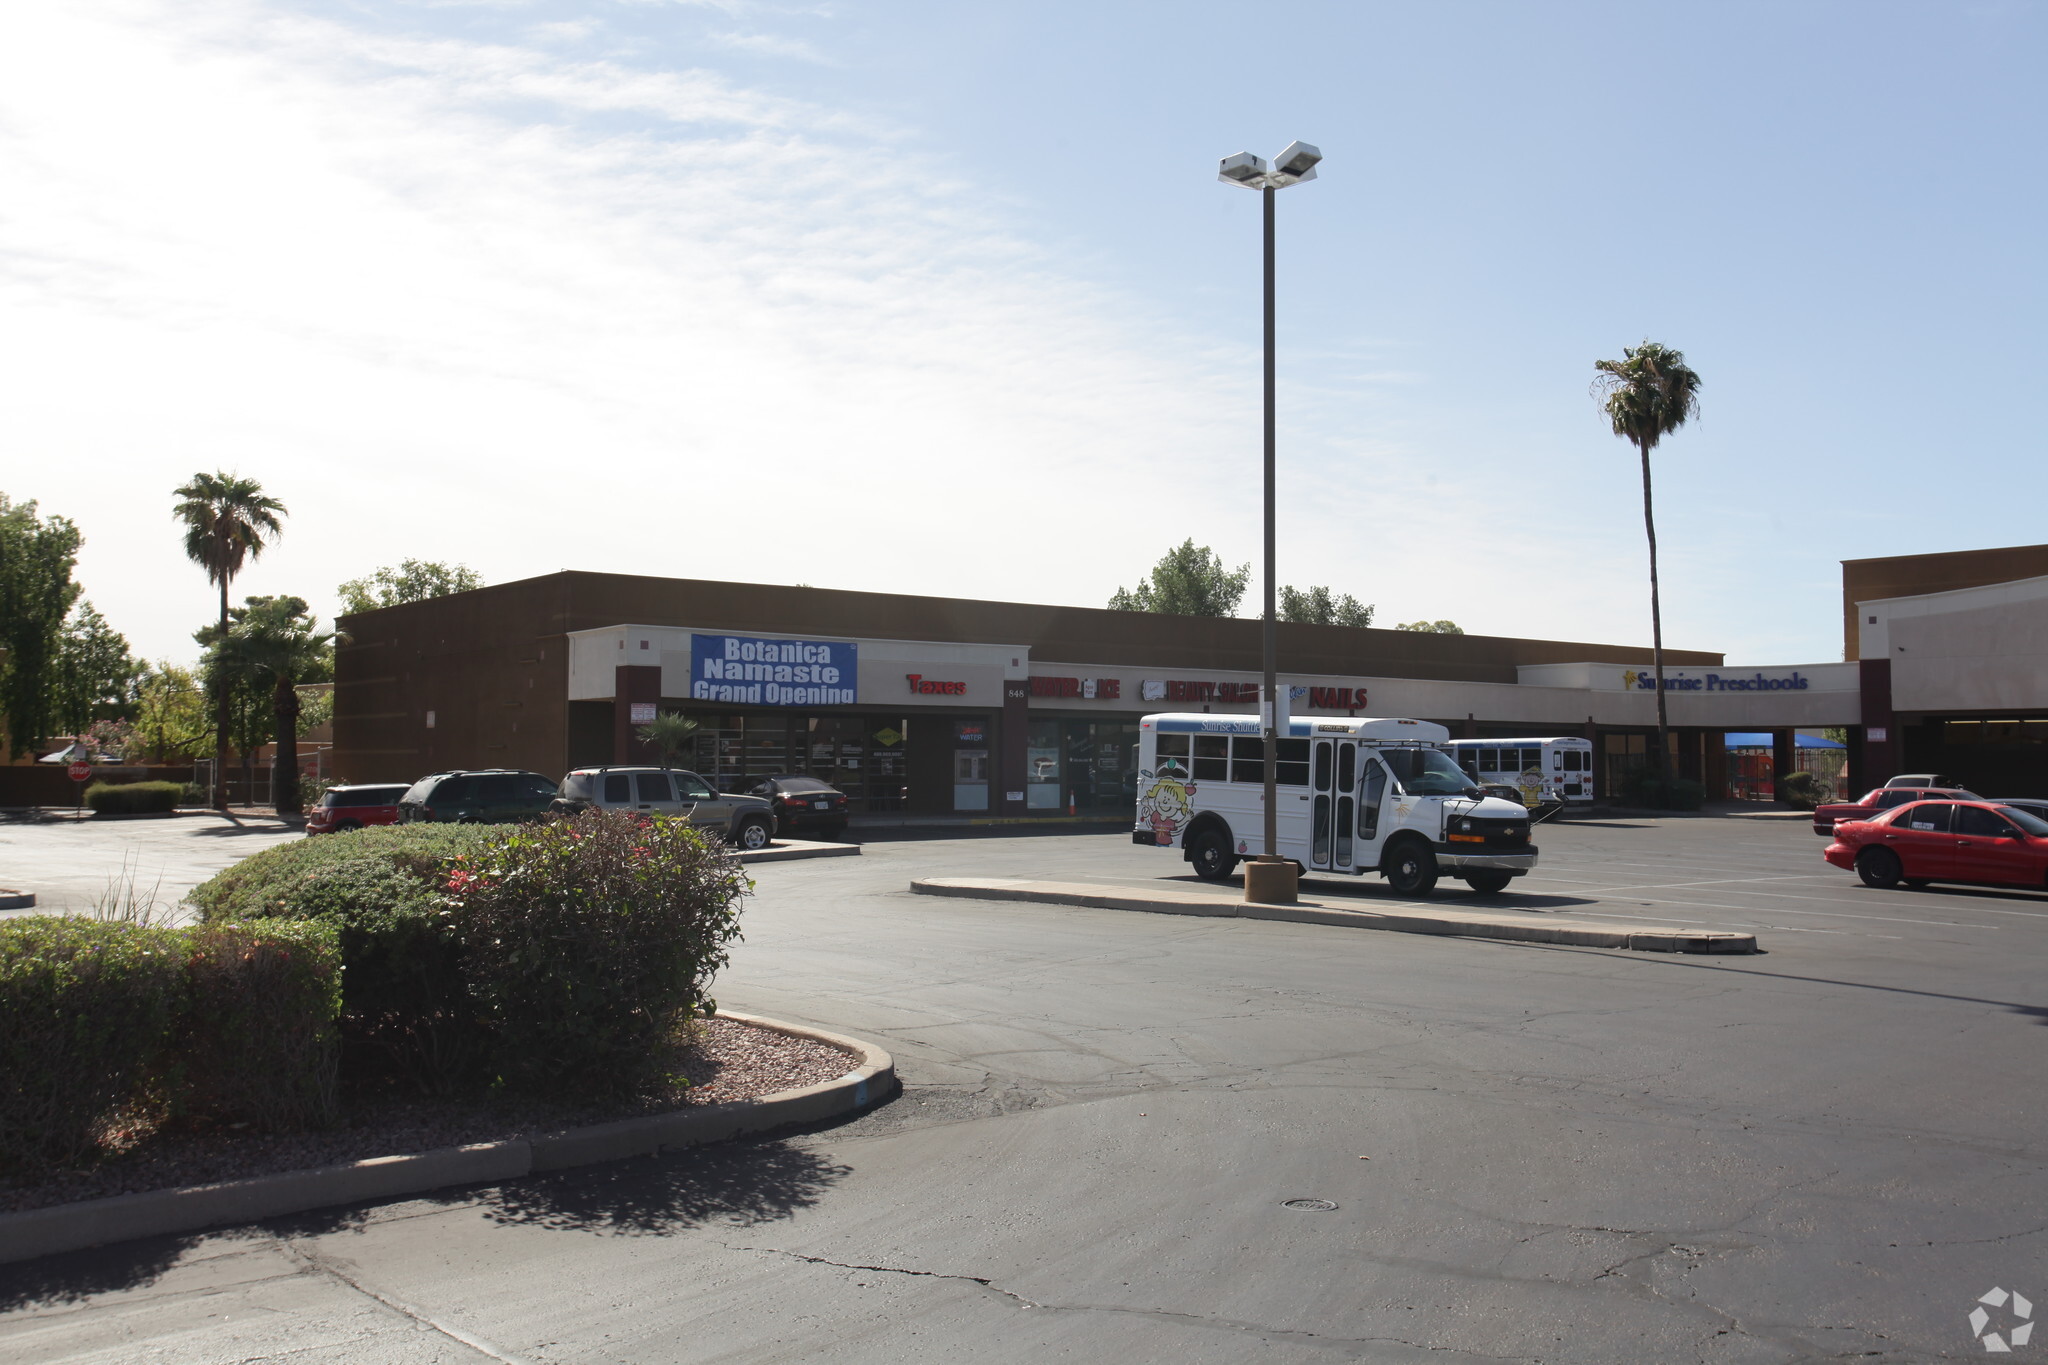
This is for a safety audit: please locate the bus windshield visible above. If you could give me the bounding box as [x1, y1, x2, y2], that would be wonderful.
[1382, 747, 1475, 796]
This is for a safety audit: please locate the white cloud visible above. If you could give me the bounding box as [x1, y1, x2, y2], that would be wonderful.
[0, 0, 1251, 663]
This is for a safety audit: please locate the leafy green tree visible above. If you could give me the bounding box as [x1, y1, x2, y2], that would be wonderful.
[636, 711, 701, 778]
[133, 662, 212, 763]
[1394, 619, 1464, 634]
[1593, 340, 1703, 779]
[1280, 585, 1374, 628]
[0, 496, 82, 757]
[337, 559, 484, 615]
[1108, 540, 1251, 617]
[174, 473, 286, 807]
[203, 596, 335, 816]
[50, 602, 140, 735]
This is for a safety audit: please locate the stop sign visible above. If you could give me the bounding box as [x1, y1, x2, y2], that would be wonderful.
[67, 762, 90, 782]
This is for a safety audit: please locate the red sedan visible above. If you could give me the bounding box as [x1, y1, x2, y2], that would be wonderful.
[1810, 785, 1978, 837]
[1825, 799, 2048, 891]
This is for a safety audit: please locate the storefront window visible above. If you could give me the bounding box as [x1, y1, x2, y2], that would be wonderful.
[1028, 719, 1062, 809]
[1064, 720, 1139, 815]
[688, 713, 908, 812]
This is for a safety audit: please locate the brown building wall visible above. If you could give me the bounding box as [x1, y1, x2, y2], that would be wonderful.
[334, 570, 1724, 782]
[1842, 542, 2048, 660]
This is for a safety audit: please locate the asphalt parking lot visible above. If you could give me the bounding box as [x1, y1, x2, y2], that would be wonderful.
[4, 813, 2043, 1362]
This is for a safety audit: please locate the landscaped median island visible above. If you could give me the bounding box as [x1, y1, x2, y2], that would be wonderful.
[0, 811, 892, 1253]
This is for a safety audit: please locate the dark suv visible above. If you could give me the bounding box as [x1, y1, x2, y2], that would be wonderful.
[397, 770, 559, 825]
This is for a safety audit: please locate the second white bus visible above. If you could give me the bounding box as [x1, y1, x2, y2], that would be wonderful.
[1446, 736, 1595, 807]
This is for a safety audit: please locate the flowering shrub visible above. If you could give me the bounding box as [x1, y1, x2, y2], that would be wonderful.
[445, 809, 750, 1101]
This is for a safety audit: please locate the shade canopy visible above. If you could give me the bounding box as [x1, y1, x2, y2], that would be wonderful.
[1724, 732, 1846, 750]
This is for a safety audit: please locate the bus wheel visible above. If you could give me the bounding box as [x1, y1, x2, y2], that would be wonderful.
[1383, 839, 1439, 896]
[1189, 829, 1238, 882]
[1461, 871, 1512, 895]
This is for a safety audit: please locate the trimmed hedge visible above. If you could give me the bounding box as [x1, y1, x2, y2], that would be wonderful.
[189, 815, 751, 1102]
[0, 918, 345, 1170]
[84, 780, 183, 815]
[191, 824, 497, 1095]
[180, 922, 342, 1131]
[0, 919, 186, 1171]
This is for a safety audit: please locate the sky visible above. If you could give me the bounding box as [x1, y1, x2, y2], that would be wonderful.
[3, 0, 2043, 669]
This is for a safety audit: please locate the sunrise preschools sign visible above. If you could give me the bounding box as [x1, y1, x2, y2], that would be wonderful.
[690, 634, 857, 706]
[1621, 669, 1813, 693]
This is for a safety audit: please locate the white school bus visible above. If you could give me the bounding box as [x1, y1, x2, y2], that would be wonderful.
[1134, 713, 1538, 895]
[1446, 736, 1596, 807]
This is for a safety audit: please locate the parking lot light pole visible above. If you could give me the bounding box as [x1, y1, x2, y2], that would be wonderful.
[1219, 142, 1321, 906]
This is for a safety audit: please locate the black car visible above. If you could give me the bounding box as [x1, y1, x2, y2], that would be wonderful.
[746, 775, 850, 839]
[397, 770, 558, 824]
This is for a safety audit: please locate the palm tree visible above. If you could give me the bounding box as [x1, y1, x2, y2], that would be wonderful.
[637, 710, 701, 780]
[1593, 341, 1703, 791]
[215, 597, 334, 817]
[173, 473, 286, 807]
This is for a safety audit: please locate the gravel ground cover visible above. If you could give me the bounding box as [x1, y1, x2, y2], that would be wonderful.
[0, 1017, 855, 1215]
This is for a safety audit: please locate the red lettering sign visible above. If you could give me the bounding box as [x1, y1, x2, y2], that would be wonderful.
[906, 674, 967, 695]
[1309, 686, 1369, 709]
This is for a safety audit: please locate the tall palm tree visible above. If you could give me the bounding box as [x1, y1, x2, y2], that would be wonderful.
[173, 473, 286, 808]
[1593, 341, 1703, 791]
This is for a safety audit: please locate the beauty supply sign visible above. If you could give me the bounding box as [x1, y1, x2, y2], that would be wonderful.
[690, 634, 856, 706]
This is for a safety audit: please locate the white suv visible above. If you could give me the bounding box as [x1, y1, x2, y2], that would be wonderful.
[552, 767, 777, 850]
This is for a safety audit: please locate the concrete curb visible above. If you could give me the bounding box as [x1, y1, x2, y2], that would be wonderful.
[911, 877, 1758, 956]
[736, 839, 861, 864]
[0, 1011, 893, 1266]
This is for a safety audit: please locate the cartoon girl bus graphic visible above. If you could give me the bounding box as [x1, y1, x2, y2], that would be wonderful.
[1138, 760, 1195, 846]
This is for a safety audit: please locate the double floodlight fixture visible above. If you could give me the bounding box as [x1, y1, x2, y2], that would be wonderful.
[1217, 141, 1322, 190]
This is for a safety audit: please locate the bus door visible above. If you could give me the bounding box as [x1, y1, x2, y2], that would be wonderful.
[1310, 738, 1359, 870]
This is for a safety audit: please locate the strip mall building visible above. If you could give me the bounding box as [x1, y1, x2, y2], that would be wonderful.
[331, 543, 2048, 815]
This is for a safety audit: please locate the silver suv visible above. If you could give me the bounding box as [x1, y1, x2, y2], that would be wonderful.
[552, 767, 778, 851]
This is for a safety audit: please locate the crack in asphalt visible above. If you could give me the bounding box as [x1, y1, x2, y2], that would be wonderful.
[734, 1243, 1549, 1360]
[273, 1237, 533, 1364]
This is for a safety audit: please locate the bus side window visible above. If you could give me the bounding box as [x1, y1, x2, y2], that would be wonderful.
[1157, 733, 1190, 759]
[1275, 738, 1310, 786]
[1480, 748, 1500, 773]
[1360, 760, 1386, 840]
[1231, 736, 1264, 784]
[1192, 735, 1229, 781]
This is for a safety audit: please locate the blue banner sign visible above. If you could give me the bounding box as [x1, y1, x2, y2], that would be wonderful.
[689, 634, 856, 706]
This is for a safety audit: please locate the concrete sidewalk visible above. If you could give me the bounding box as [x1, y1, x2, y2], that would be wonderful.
[912, 876, 1759, 954]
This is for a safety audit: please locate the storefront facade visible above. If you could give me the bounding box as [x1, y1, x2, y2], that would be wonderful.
[330, 548, 2048, 813]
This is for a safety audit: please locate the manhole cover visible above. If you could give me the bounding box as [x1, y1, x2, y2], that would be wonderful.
[1282, 1199, 1338, 1212]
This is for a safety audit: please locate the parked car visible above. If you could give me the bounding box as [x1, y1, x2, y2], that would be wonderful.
[1810, 785, 1980, 837]
[1992, 797, 2048, 824]
[397, 770, 559, 825]
[305, 783, 410, 835]
[1825, 798, 2048, 891]
[745, 775, 851, 839]
[1884, 773, 1964, 789]
[552, 766, 778, 850]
